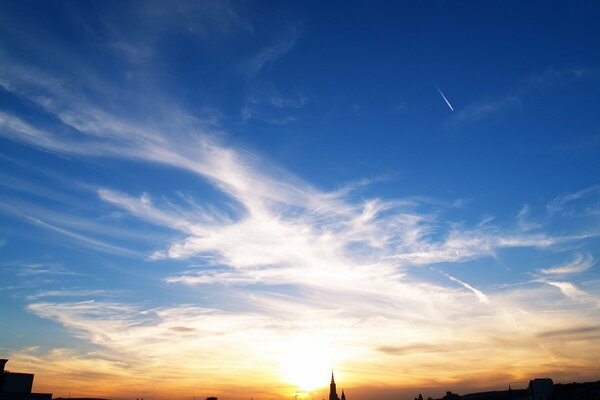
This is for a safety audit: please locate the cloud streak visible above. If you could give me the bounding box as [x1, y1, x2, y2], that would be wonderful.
[539, 254, 594, 275]
[547, 185, 600, 215]
[445, 273, 489, 304]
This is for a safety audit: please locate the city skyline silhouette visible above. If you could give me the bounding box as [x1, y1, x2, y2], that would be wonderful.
[3, 361, 600, 400]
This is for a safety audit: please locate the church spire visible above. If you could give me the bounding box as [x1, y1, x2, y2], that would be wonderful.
[329, 372, 339, 400]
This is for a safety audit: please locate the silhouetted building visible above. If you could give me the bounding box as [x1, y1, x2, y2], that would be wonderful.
[421, 388, 530, 400]
[0, 359, 51, 400]
[414, 376, 600, 400]
[528, 379, 553, 400]
[442, 392, 460, 400]
[54, 398, 109, 400]
[553, 380, 600, 399]
[461, 389, 528, 400]
[329, 372, 339, 400]
[329, 372, 347, 400]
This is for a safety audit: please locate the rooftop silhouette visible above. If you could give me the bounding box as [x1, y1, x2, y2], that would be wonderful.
[1, 359, 51, 400]
[416, 377, 600, 400]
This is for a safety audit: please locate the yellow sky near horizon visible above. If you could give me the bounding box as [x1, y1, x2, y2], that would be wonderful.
[7, 285, 600, 400]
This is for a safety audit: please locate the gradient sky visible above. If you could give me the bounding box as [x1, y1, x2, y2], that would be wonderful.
[1, 1, 600, 400]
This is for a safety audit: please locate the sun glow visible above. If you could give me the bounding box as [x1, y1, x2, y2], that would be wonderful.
[279, 338, 334, 392]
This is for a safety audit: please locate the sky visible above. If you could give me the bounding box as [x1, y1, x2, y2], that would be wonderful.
[1, 1, 600, 399]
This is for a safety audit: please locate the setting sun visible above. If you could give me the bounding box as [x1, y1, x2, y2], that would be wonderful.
[279, 338, 335, 392]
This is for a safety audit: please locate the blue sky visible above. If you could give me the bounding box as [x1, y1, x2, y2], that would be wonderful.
[1, 1, 600, 399]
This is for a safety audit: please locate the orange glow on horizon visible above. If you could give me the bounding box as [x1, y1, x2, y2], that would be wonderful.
[10, 341, 600, 400]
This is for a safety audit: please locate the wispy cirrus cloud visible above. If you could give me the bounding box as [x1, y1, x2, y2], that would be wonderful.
[537, 325, 600, 339]
[544, 280, 588, 301]
[6, 261, 77, 278]
[455, 95, 521, 123]
[539, 253, 594, 275]
[241, 25, 301, 77]
[96, 182, 572, 293]
[26, 289, 118, 301]
[450, 67, 599, 125]
[547, 185, 600, 215]
[0, 198, 144, 258]
[516, 205, 542, 231]
[377, 343, 451, 356]
[241, 88, 307, 125]
[0, 64, 589, 293]
[22, 300, 344, 397]
[20, 284, 600, 399]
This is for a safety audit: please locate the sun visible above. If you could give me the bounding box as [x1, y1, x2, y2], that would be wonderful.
[279, 338, 334, 392]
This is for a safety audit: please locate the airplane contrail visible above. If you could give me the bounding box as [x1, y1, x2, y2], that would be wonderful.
[435, 85, 454, 111]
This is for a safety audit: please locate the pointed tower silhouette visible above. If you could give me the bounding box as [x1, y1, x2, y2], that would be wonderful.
[341, 389, 346, 400]
[329, 372, 339, 400]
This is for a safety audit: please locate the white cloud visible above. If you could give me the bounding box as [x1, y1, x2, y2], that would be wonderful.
[108, 185, 568, 292]
[545, 281, 588, 300]
[22, 282, 600, 397]
[539, 253, 594, 275]
[0, 80, 579, 291]
[0, 111, 63, 149]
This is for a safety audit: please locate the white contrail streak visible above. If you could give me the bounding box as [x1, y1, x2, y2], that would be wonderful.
[445, 273, 489, 304]
[435, 85, 454, 111]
